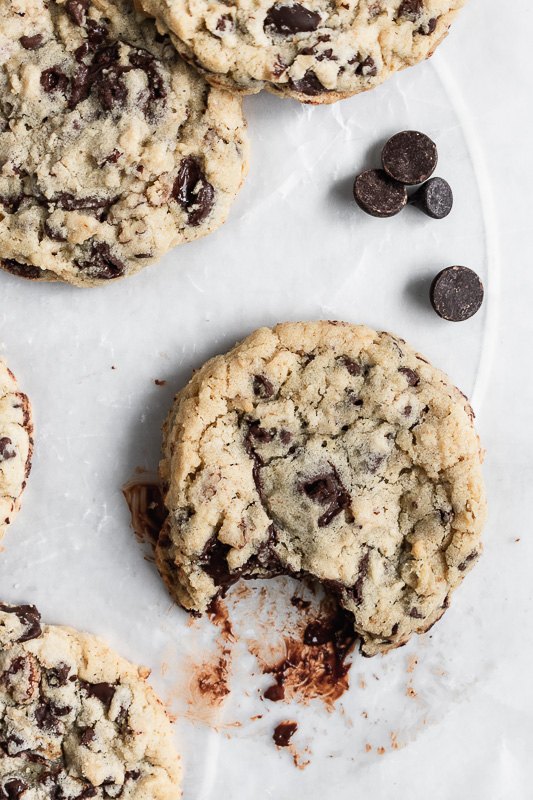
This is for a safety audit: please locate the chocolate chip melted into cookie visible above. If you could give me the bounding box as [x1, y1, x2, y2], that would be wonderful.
[0, 604, 159, 798]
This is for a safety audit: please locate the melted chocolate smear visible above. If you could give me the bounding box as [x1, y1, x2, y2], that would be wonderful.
[122, 481, 167, 546]
[263, 602, 356, 707]
[273, 720, 298, 747]
[0, 603, 42, 642]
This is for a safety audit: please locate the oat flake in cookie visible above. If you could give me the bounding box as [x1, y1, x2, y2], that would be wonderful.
[0, 0, 248, 287]
[157, 321, 486, 656]
[0, 360, 33, 540]
[139, 0, 465, 104]
[0, 602, 182, 798]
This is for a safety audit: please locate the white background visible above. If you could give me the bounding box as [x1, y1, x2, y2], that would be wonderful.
[1, 0, 532, 796]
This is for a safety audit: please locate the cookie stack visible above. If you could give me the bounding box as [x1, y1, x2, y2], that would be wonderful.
[1, 0, 465, 284]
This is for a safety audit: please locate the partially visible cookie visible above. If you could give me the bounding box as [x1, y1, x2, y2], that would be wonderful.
[0, 602, 182, 798]
[0, 360, 32, 540]
[157, 321, 486, 656]
[0, 0, 249, 287]
[138, 0, 465, 104]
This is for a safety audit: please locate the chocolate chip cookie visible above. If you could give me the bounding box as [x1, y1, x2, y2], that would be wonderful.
[138, 0, 464, 104]
[0, 0, 248, 287]
[0, 602, 182, 798]
[0, 361, 32, 540]
[157, 321, 486, 656]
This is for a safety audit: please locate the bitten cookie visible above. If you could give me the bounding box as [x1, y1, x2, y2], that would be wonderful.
[0, 602, 182, 798]
[0, 360, 32, 540]
[138, 0, 465, 104]
[0, 0, 249, 287]
[157, 321, 486, 656]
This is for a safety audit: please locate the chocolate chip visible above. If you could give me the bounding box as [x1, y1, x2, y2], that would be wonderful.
[264, 683, 285, 701]
[80, 727, 96, 746]
[95, 65, 128, 111]
[301, 468, 350, 527]
[353, 169, 407, 217]
[81, 681, 116, 708]
[199, 536, 233, 588]
[419, 17, 437, 34]
[264, 3, 320, 34]
[0, 437, 16, 462]
[410, 177, 453, 219]
[253, 374, 274, 399]
[248, 421, 275, 444]
[396, 0, 424, 20]
[46, 664, 71, 687]
[35, 702, 68, 732]
[215, 14, 233, 32]
[349, 551, 370, 604]
[289, 70, 327, 96]
[273, 721, 297, 747]
[52, 193, 112, 212]
[382, 131, 438, 185]
[68, 65, 91, 109]
[0, 194, 24, 213]
[338, 355, 362, 376]
[76, 787, 97, 799]
[40, 66, 69, 95]
[1, 779, 28, 800]
[86, 18, 108, 47]
[172, 157, 215, 226]
[129, 48, 166, 112]
[20, 34, 43, 50]
[0, 603, 42, 642]
[409, 608, 423, 618]
[2, 259, 43, 279]
[430, 266, 484, 322]
[65, 0, 90, 25]
[75, 241, 126, 280]
[457, 550, 478, 571]
[398, 367, 420, 386]
[280, 430, 292, 444]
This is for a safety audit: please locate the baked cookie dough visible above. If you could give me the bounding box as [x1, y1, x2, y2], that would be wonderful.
[157, 321, 485, 656]
[0, 602, 182, 798]
[138, 0, 465, 103]
[0, 0, 248, 287]
[0, 360, 32, 540]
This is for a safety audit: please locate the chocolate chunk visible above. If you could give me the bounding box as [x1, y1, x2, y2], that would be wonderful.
[1, 779, 28, 800]
[80, 727, 96, 746]
[248, 422, 275, 444]
[95, 65, 128, 111]
[81, 681, 116, 708]
[280, 430, 292, 444]
[68, 65, 91, 109]
[382, 131, 438, 185]
[86, 19, 108, 47]
[0, 437, 16, 461]
[199, 535, 233, 588]
[264, 683, 285, 701]
[75, 241, 126, 280]
[47, 664, 71, 687]
[65, 0, 89, 25]
[289, 70, 327, 96]
[350, 551, 370, 604]
[253, 374, 274, 399]
[264, 4, 320, 34]
[52, 193, 112, 212]
[0, 194, 24, 213]
[0, 603, 42, 642]
[301, 468, 350, 527]
[129, 48, 166, 112]
[76, 787, 97, 799]
[273, 721, 297, 747]
[353, 169, 407, 218]
[398, 367, 420, 386]
[2, 259, 43, 279]
[338, 355, 362, 376]
[35, 701, 70, 732]
[397, 0, 424, 20]
[430, 266, 484, 322]
[419, 16, 437, 34]
[20, 34, 43, 50]
[40, 66, 69, 95]
[409, 608, 423, 618]
[172, 157, 215, 226]
[457, 550, 478, 571]
[410, 177, 453, 219]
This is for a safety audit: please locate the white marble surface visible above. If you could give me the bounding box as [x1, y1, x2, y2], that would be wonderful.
[1, 0, 532, 796]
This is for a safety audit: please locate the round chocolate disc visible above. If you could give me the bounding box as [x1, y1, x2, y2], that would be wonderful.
[410, 177, 453, 219]
[382, 131, 438, 185]
[430, 266, 484, 322]
[353, 169, 407, 218]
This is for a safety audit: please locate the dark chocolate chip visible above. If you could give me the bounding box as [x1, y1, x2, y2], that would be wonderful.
[51, 193, 112, 212]
[46, 664, 71, 687]
[0, 603, 42, 642]
[382, 130, 438, 185]
[430, 266, 484, 322]
[280, 430, 292, 444]
[273, 721, 297, 747]
[80, 727, 96, 746]
[457, 550, 479, 571]
[68, 64, 91, 109]
[81, 681, 116, 708]
[129, 48, 166, 112]
[1, 779, 28, 800]
[86, 19, 108, 47]
[301, 468, 350, 527]
[0, 437, 16, 462]
[75, 241, 126, 280]
[65, 0, 89, 26]
[409, 177, 453, 219]
[20, 34, 44, 50]
[396, 0, 424, 20]
[95, 65, 128, 111]
[353, 169, 407, 218]
[398, 367, 420, 386]
[215, 14, 233, 32]
[338, 355, 362, 376]
[0, 194, 25, 213]
[289, 70, 327, 96]
[349, 53, 377, 76]
[419, 16, 437, 34]
[264, 683, 285, 702]
[409, 608, 423, 619]
[253, 374, 274, 399]
[172, 157, 215, 226]
[199, 535, 233, 588]
[248, 421, 275, 444]
[350, 551, 370, 604]
[40, 66, 69, 95]
[264, 3, 320, 34]
[2, 259, 43, 279]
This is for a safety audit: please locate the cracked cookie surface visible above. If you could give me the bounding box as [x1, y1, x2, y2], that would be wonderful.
[157, 321, 486, 656]
[0, 602, 181, 798]
[139, 0, 465, 103]
[0, 0, 248, 287]
[0, 360, 32, 541]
